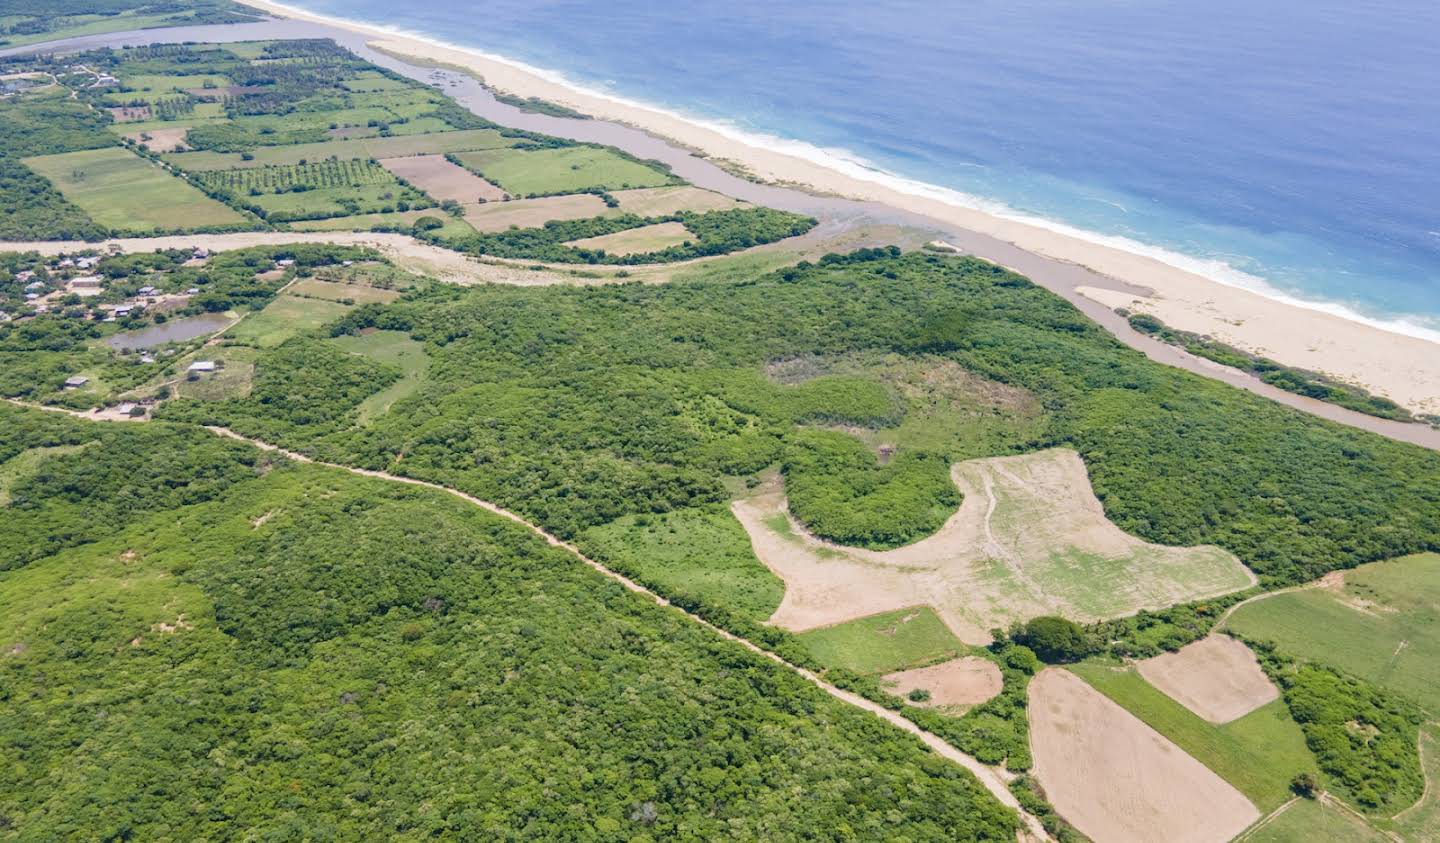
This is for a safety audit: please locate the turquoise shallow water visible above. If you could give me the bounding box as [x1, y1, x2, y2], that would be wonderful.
[285, 0, 1440, 332]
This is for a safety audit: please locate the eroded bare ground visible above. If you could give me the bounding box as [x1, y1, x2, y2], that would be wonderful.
[1136, 634, 1279, 724]
[882, 656, 1003, 710]
[1029, 668, 1259, 843]
[734, 447, 1254, 644]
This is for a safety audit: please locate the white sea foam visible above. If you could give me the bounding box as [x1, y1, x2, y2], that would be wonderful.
[261, 0, 1440, 345]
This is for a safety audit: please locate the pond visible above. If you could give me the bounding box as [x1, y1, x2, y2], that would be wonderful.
[107, 313, 232, 351]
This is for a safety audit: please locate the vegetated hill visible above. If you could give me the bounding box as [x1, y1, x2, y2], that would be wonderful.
[0, 405, 1019, 840]
[163, 249, 1440, 591]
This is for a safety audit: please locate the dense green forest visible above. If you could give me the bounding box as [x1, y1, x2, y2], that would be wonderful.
[0, 405, 1019, 840]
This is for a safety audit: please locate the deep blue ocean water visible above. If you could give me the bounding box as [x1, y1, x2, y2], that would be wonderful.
[289, 0, 1440, 332]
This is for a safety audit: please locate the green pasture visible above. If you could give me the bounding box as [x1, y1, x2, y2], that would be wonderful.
[329, 330, 429, 423]
[165, 129, 517, 171]
[452, 145, 676, 195]
[225, 295, 352, 348]
[797, 607, 968, 675]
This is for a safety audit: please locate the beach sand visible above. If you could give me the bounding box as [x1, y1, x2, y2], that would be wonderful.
[71, 1, 1440, 413]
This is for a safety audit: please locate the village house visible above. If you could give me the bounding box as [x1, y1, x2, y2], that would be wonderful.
[68, 276, 103, 296]
[137, 285, 157, 296]
[63, 376, 88, 389]
[188, 360, 217, 373]
[15, 270, 34, 283]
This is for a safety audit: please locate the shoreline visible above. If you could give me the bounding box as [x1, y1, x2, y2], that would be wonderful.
[236, 0, 1440, 415]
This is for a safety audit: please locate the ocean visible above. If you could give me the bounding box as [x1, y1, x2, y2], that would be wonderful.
[279, 0, 1440, 335]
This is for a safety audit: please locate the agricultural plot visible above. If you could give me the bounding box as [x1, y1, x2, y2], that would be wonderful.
[164, 129, 517, 171]
[225, 294, 352, 348]
[1136, 634, 1279, 723]
[451, 146, 677, 195]
[882, 657, 1003, 710]
[1029, 668, 1260, 843]
[796, 606, 966, 674]
[379, 155, 505, 203]
[1240, 798, 1388, 843]
[462, 194, 609, 232]
[174, 346, 258, 401]
[288, 210, 475, 237]
[21, 147, 246, 232]
[1067, 660, 1314, 811]
[610, 185, 744, 215]
[196, 160, 431, 222]
[735, 447, 1254, 644]
[329, 330, 429, 423]
[125, 127, 190, 153]
[289, 278, 401, 305]
[1226, 553, 1440, 714]
[565, 221, 694, 256]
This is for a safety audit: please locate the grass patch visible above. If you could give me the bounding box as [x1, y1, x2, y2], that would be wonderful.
[798, 607, 967, 675]
[290, 279, 400, 305]
[1069, 660, 1315, 811]
[1227, 553, 1440, 715]
[452, 146, 676, 195]
[225, 294, 352, 348]
[174, 346, 258, 401]
[329, 330, 428, 422]
[579, 504, 783, 624]
[165, 129, 517, 171]
[1240, 798, 1388, 842]
[565, 221, 694, 256]
[22, 147, 247, 232]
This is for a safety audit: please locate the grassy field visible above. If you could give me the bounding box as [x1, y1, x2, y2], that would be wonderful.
[1069, 661, 1315, 811]
[565, 221, 694, 256]
[579, 504, 784, 624]
[1241, 798, 1388, 843]
[0, 445, 89, 506]
[22, 147, 247, 232]
[225, 295, 352, 348]
[287, 209, 474, 236]
[797, 607, 968, 675]
[452, 146, 677, 195]
[1390, 722, 1440, 840]
[1226, 553, 1440, 714]
[165, 129, 517, 171]
[290, 279, 400, 305]
[173, 345, 258, 401]
[329, 330, 428, 422]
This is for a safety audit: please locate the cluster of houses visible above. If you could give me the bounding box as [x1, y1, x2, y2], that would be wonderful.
[5, 249, 212, 323]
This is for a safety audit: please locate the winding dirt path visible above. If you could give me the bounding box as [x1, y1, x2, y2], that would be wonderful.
[6, 400, 1050, 841]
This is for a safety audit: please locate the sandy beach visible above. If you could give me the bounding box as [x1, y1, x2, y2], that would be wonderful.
[232, 0, 1440, 417]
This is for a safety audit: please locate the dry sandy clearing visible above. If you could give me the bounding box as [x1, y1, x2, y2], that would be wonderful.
[610, 185, 744, 215]
[1030, 668, 1260, 843]
[882, 656, 1003, 709]
[734, 447, 1253, 644]
[379, 154, 505, 203]
[1137, 635, 1279, 724]
[565, 221, 692, 256]
[127, 127, 190, 153]
[462, 193, 608, 232]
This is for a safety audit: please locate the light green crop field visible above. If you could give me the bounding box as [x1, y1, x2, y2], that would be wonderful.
[341, 73, 413, 93]
[579, 504, 784, 624]
[1240, 798, 1388, 843]
[329, 330, 429, 422]
[1069, 661, 1314, 811]
[1226, 553, 1440, 714]
[290, 279, 400, 305]
[21, 147, 246, 232]
[453, 146, 676, 195]
[165, 129, 517, 171]
[0, 445, 89, 506]
[247, 183, 426, 221]
[119, 73, 232, 95]
[225, 295, 352, 349]
[798, 607, 967, 675]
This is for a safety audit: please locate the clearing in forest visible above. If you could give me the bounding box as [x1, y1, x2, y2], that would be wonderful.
[609, 185, 744, 215]
[796, 606, 966, 674]
[1029, 668, 1260, 843]
[1136, 634, 1278, 723]
[564, 221, 693, 256]
[225, 294, 352, 348]
[881, 656, 1003, 710]
[462, 194, 609, 232]
[378, 155, 506, 203]
[22, 147, 246, 232]
[734, 447, 1253, 643]
[1225, 552, 1440, 714]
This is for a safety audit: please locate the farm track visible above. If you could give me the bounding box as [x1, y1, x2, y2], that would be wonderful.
[7, 399, 1053, 842]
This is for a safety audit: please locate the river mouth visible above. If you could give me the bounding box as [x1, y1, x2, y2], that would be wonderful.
[107, 313, 233, 351]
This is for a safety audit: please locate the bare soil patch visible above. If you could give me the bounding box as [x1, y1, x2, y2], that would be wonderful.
[1137, 635, 1279, 724]
[1030, 668, 1259, 843]
[734, 447, 1253, 643]
[609, 185, 743, 215]
[462, 194, 608, 232]
[108, 105, 150, 122]
[882, 656, 1002, 709]
[564, 221, 692, 256]
[379, 154, 505, 203]
[127, 127, 191, 153]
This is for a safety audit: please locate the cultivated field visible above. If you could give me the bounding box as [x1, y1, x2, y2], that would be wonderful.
[126, 127, 191, 153]
[164, 129, 516, 171]
[289, 278, 401, 305]
[462, 194, 609, 232]
[1068, 660, 1313, 811]
[225, 294, 352, 348]
[1137, 635, 1279, 723]
[610, 185, 744, 215]
[735, 447, 1254, 643]
[1029, 668, 1260, 843]
[287, 209, 474, 237]
[564, 221, 693, 255]
[379, 155, 505, 203]
[451, 146, 676, 195]
[1226, 553, 1440, 714]
[22, 147, 246, 232]
[882, 656, 1003, 710]
[796, 606, 965, 674]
